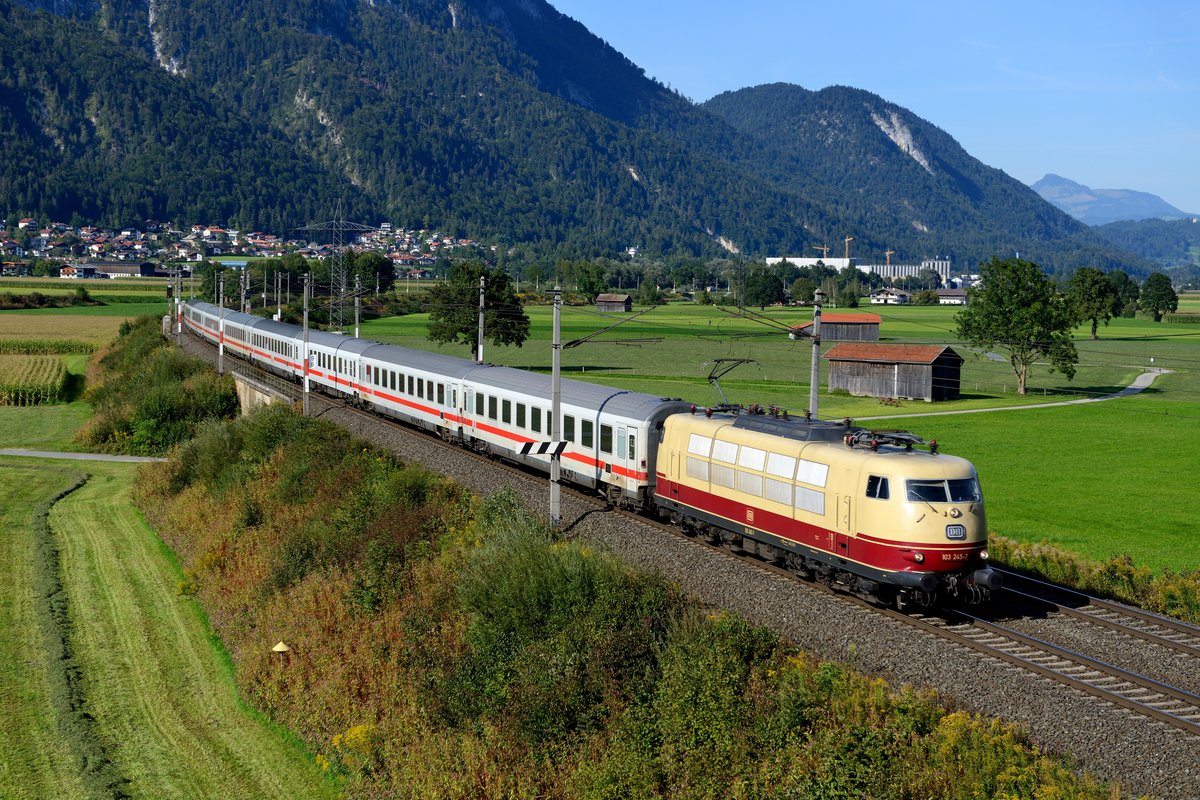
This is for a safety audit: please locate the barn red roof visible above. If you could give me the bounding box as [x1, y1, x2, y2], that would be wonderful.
[822, 343, 960, 365]
[792, 312, 881, 330]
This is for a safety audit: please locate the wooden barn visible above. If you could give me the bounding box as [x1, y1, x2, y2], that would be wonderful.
[823, 343, 963, 402]
[792, 312, 881, 342]
[595, 293, 633, 312]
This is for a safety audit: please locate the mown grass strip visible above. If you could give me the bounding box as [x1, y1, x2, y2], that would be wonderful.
[51, 462, 337, 800]
[9, 465, 130, 799]
[0, 463, 97, 800]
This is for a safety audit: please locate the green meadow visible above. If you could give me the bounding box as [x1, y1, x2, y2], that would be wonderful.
[0, 457, 337, 799]
[362, 297, 1200, 572]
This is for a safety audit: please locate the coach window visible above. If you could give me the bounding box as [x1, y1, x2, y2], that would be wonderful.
[489, 396, 498, 420]
[600, 424, 613, 454]
[628, 434, 636, 460]
[866, 475, 890, 500]
[581, 420, 594, 448]
[408, 375, 414, 395]
[516, 404, 526, 428]
[531, 407, 541, 433]
[437, 384, 445, 405]
[418, 379, 425, 399]
[564, 415, 575, 443]
[476, 393, 485, 416]
[502, 399, 511, 424]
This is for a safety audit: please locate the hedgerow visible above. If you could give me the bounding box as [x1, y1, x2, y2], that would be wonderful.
[77, 315, 237, 455]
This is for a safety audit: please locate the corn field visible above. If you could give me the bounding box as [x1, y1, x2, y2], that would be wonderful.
[0, 338, 94, 355]
[0, 355, 69, 405]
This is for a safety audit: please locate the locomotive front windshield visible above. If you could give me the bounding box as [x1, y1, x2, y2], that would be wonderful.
[905, 478, 981, 503]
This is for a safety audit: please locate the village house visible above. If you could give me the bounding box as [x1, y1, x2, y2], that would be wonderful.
[870, 288, 910, 305]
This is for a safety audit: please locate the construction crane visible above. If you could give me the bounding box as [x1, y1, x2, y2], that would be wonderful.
[811, 243, 831, 259]
[843, 236, 855, 261]
[885, 249, 895, 267]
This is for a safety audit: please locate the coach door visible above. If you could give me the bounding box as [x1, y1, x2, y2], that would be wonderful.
[614, 426, 627, 474]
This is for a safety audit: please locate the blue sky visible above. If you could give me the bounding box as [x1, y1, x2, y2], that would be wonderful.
[550, 0, 1200, 213]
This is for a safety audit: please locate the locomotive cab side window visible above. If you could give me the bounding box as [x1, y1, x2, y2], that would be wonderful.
[866, 475, 890, 500]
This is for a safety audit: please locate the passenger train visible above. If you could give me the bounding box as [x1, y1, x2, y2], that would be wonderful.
[178, 299, 999, 607]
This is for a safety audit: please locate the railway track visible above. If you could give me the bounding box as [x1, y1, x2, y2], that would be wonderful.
[184, 330, 1200, 741]
[626, 508, 1200, 739]
[994, 566, 1200, 659]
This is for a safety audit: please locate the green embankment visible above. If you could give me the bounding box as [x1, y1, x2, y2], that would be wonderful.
[0, 463, 92, 800]
[50, 461, 337, 799]
[0, 457, 338, 800]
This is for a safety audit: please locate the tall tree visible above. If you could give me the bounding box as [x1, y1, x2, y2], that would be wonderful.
[1106, 270, 1140, 317]
[352, 251, 396, 294]
[1139, 272, 1178, 322]
[956, 258, 1077, 395]
[426, 262, 530, 359]
[1066, 267, 1116, 339]
[743, 266, 785, 309]
[573, 261, 609, 301]
[789, 277, 816, 304]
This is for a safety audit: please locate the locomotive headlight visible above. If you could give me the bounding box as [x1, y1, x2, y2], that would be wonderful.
[913, 552, 925, 564]
[980, 549, 989, 561]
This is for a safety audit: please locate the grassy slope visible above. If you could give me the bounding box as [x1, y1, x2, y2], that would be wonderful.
[0, 461, 92, 800]
[44, 460, 338, 800]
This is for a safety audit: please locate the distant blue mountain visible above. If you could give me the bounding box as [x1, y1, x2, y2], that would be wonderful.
[1032, 174, 1191, 226]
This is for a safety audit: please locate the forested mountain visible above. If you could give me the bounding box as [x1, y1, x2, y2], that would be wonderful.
[0, 0, 1152, 272]
[1032, 174, 1193, 226]
[700, 83, 1144, 274]
[1093, 218, 1200, 286]
[0, 0, 370, 231]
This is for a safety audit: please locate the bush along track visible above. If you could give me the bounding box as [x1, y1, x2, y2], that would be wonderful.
[77, 316, 237, 456]
[30, 471, 133, 800]
[134, 403, 1122, 799]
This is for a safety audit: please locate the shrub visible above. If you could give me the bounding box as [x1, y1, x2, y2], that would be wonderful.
[449, 491, 681, 747]
[79, 316, 236, 455]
